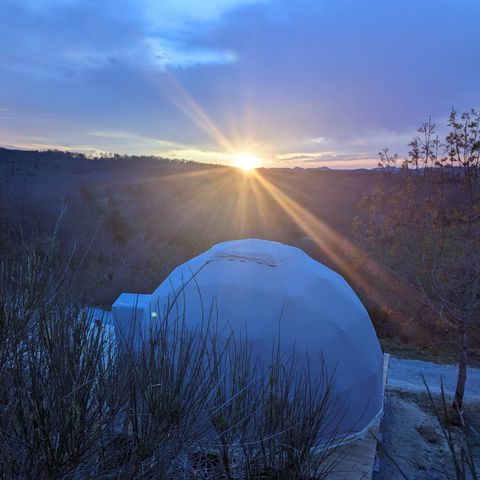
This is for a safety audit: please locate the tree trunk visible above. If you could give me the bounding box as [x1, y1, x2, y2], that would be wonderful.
[452, 322, 468, 415]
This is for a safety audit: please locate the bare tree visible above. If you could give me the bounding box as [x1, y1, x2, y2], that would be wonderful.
[356, 108, 480, 413]
[377, 147, 398, 172]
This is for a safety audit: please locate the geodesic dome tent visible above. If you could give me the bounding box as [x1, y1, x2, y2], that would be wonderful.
[112, 238, 384, 444]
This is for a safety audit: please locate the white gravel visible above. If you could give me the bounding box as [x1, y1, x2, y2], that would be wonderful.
[387, 356, 480, 400]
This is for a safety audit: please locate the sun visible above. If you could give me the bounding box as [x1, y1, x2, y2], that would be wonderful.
[234, 152, 261, 171]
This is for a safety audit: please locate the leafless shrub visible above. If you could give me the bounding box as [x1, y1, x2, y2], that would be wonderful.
[0, 262, 121, 478]
[199, 336, 346, 480]
[423, 378, 478, 480]
[112, 315, 225, 478]
[0, 250, 346, 479]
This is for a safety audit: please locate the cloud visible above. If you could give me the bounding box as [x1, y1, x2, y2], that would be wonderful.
[306, 137, 333, 145]
[142, 0, 268, 30]
[145, 38, 237, 69]
[0, 0, 265, 74]
[277, 151, 372, 163]
[1, 0, 479, 167]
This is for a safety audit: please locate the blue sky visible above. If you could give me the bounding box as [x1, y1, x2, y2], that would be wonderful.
[0, 0, 479, 168]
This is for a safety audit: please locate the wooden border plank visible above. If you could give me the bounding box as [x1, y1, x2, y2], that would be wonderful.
[326, 353, 390, 479]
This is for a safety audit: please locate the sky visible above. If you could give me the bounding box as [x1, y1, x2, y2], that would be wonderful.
[0, 0, 479, 169]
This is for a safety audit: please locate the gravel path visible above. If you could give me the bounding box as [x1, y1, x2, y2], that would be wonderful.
[387, 355, 480, 400]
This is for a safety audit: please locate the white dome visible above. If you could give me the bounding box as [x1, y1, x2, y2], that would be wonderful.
[113, 239, 383, 443]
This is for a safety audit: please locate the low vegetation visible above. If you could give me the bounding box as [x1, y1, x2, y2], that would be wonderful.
[0, 250, 345, 479]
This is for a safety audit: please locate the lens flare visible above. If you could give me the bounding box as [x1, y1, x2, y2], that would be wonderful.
[234, 153, 261, 171]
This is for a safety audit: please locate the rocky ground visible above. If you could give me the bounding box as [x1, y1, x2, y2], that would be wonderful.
[374, 358, 479, 479]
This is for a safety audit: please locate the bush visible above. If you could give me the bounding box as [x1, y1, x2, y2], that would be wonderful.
[0, 252, 344, 479]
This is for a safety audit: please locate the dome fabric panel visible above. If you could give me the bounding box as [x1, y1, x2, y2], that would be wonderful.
[113, 238, 384, 444]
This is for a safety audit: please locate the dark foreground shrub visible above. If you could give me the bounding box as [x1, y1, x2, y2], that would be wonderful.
[0, 252, 345, 479]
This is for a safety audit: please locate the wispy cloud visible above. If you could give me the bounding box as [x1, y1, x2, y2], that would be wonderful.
[1, 0, 479, 167]
[145, 38, 237, 69]
[0, 0, 260, 74]
[277, 151, 373, 163]
[87, 130, 179, 146]
[305, 136, 333, 145]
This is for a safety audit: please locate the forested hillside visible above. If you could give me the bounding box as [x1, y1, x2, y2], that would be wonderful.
[1, 147, 477, 360]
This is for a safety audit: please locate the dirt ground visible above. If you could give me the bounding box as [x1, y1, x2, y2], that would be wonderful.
[374, 390, 479, 480]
